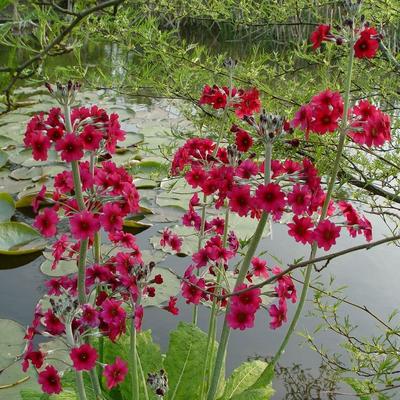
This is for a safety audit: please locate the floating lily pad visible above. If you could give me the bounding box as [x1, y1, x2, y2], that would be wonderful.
[142, 267, 180, 307]
[0, 319, 40, 399]
[0, 222, 46, 255]
[40, 257, 77, 277]
[150, 225, 197, 256]
[120, 132, 144, 147]
[0, 192, 15, 222]
[0, 149, 9, 168]
[145, 205, 185, 223]
[122, 218, 152, 234]
[16, 188, 54, 208]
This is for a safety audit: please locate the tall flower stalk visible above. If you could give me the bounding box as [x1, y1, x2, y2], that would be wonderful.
[256, 15, 357, 386]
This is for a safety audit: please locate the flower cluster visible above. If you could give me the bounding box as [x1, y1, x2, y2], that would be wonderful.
[168, 83, 374, 332]
[22, 86, 168, 395]
[292, 91, 391, 147]
[310, 23, 381, 59]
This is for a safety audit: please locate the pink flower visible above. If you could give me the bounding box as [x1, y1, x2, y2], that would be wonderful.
[314, 219, 341, 251]
[100, 298, 126, 324]
[81, 304, 100, 327]
[55, 133, 84, 162]
[251, 257, 269, 279]
[70, 344, 98, 371]
[227, 303, 256, 330]
[181, 275, 205, 305]
[103, 357, 129, 389]
[32, 185, 47, 213]
[100, 203, 123, 233]
[38, 365, 62, 394]
[33, 207, 59, 238]
[287, 184, 312, 215]
[287, 215, 314, 245]
[70, 211, 100, 240]
[185, 167, 206, 188]
[269, 300, 287, 329]
[255, 183, 286, 214]
[231, 283, 262, 311]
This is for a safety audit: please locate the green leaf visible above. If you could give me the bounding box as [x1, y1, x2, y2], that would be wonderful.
[219, 360, 269, 400]
[0, 192, 15, 221]
[0, 319, 25, 369]
[142, 267, 180, 308]
[104, 330, 163, 400]
[164, 322, 223, 400]
[229, 387, 274, 400]
[0, 222, 46, 255]
[0, 149, 8, 168]
[343, 377, 372, 400]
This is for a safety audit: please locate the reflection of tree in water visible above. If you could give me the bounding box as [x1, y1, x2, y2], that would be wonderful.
[264, 358, 339, 400]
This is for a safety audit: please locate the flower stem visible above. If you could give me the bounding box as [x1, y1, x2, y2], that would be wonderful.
[193, 195, 207, 325]
[256, 25, 356, 386]
[200, 207, 230, 399]
[131, 315, 140, 399]
[64, 104, 102, 398]
[207, 142, 272, 400]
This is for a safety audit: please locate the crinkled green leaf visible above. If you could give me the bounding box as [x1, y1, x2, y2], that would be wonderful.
[104, 330, 163, 400]
[164, 322, 224, 400]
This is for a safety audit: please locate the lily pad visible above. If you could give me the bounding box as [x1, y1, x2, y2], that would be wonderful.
[0, 192, 15, 221]
[150, 225, 197, 256]
[0, 149, 9, 168]
[142, 267, 180, 307]
[40, 257, 77, 277]
[0, 319, 40, 399]
[16, 189, 54, 208]
[123, 218, 152, 234]
[0, 222, 46, 255]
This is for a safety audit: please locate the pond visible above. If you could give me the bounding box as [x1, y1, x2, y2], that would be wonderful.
[0, 76, 398, 399]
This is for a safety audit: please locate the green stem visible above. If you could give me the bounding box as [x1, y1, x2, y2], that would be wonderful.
[64, 104, 102, 398]
[193, 195, 207, 325]
[207, 142, 272, 400]
[131, 315, 139, 399]
[257, 27, 356, 385]
[200, 208, 230, 399]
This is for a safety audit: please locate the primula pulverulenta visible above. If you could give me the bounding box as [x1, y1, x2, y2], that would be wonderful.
[21, 82, 171, 395]
[167, 82, 374, 335]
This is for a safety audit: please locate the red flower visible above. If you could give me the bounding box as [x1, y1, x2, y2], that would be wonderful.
[31, 132, 51, 161]
[163, 296, 180, 315]
[269, 300, 287, 329]
[354, 27, 379, 59]
[251, 257, 269, 279]
[79, 125, 103, 151]
[182, 275, 205, 304]
[228, 185, 252, 217]
[255, 183, 286, 214]
[81, 304, 100, 327]
[100, 298, 126, 324]
[33, 207, 59, 238]
[231, 125, 253, 152]
[199, 84, 229, 109]
[43, 309, 65, 335]
[310, 24, 331, 49]
[38, 365, 62, 394]
[227, 303, 256, 330]
[70, 344, 98, 371]
[185, 167, 206, 188]
[103, 357, 129, 389]
[287, 215, 314, 245]
[70, 211, 100, 240]
[231, 283, 262, 311]
[55, 133, 84, 162]
[310, 106, 339, 134]
[234, 88, 261, 119]
[287, 184, 312, 215]
[100, 203, 123, 233]
[314, 219, 341, 251]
